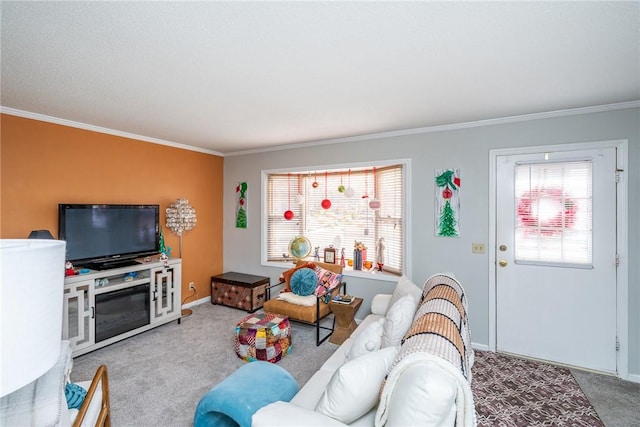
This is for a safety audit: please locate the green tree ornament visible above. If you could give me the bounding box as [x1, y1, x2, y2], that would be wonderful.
[438, 200, 458, 237]
[159, 227, 167, 254]
[236, 206, 247, 228]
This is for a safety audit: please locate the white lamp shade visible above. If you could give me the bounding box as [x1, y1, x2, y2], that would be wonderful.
[1, 239, 66, 397]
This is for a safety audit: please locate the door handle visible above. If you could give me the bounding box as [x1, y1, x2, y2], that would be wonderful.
[499, 260, 508, 267]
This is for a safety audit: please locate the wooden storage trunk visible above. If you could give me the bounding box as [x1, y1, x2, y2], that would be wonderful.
[211, 272, 270, 312]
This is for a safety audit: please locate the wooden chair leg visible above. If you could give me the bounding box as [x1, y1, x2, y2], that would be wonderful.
[73, 365, 111, 427]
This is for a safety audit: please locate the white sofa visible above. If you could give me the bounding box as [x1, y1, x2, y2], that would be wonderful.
[252, 273, 476, 427]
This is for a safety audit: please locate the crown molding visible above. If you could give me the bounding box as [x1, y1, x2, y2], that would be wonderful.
[225, 100, 640, 156]
[3, 101, 638, 157]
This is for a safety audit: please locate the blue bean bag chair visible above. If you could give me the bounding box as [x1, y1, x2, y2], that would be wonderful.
[194, 361, 299, 427]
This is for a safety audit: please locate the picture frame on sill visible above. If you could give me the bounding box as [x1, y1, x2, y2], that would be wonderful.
[324, 247, 336, 264]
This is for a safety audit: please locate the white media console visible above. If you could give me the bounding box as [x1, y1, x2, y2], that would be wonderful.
[63, 257, 182, 357]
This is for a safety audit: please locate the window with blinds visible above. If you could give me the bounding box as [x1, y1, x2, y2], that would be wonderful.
[514, 160, 593, 267]
[265, 163, 405, 275]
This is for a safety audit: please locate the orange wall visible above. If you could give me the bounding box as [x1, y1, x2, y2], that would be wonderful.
[0, 113, 224, 300]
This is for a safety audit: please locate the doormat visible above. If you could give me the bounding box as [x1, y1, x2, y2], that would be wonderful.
[471, 351, 604, 427]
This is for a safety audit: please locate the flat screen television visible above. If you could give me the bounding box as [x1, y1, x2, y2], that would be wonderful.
[58, 204, 159, 270]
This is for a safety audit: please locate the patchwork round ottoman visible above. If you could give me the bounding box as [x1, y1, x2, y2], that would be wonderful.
[235, 312, 292, 363]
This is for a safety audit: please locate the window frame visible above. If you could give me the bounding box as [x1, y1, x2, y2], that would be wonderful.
[261, 159, 411, 280]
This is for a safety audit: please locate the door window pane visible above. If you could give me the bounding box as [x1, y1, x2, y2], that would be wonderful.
[514, 160, 592, 266]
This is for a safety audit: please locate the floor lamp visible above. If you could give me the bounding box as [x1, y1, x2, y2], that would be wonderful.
[165, 198, 197, 317]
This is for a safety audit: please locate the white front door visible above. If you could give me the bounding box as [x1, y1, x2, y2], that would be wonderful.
[495, 146, 617, 373]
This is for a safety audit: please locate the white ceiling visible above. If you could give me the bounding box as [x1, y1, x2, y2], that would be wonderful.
[1, 1, 638, 156]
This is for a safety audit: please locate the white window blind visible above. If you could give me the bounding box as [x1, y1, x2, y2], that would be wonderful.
[514, 160, 593, 266]
[266, 164, 404, 274]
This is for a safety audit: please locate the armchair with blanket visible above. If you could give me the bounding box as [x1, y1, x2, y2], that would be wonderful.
[263, 261, 346, 345]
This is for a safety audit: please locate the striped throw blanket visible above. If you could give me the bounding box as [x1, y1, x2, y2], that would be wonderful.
[376, 273, 476, 426]
[404, 273, 474, 381]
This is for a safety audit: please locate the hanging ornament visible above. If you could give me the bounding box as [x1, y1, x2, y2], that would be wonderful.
[369, 166, 381, 210]
[344, 168, 355, 198]
[321, 171, 332, 209]
[294, 174, 304, 205]
[362, 169, 369, 199]
[284, 173, 294, 220]
[337, 171, 345, 193]
[312, 171, 319, 188]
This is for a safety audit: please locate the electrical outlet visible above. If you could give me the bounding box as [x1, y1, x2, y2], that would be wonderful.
[189, 282, 196, 291]
[472, 242, 486, 254]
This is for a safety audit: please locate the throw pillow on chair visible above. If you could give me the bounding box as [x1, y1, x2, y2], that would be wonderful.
[290, 268, 317, 296]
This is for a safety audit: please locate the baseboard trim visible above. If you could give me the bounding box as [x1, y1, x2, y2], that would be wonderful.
[472, 342, 490, 352]
[183, 296, 210, 308]
[626, 373, 640, 384]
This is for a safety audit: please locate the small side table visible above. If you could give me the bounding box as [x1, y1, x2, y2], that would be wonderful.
[329, 297, 363, 345]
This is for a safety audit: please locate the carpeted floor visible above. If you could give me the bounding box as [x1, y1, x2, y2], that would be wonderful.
[71, 303, 339, 426]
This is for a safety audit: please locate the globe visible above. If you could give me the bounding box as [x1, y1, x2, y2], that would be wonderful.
[289, 236, 312, 259]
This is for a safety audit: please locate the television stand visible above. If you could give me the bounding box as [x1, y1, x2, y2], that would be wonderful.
[63, 257, 182, 357]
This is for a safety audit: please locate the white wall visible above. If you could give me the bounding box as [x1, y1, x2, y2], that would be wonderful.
[223, 106, 640, 377]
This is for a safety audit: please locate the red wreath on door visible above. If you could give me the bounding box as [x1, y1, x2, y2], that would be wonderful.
[517, 188, 577, 235]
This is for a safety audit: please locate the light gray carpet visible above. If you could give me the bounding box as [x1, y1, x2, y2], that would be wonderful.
[71, 303, 339, 427]
[571, 368, 640, 427]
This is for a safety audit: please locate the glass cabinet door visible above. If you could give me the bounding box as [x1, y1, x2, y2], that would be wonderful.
[152, 267, 177, 322]
[63, 281, 94, 351]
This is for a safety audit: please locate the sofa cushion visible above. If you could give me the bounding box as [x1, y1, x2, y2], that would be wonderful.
[371, 294, 393, 316]
[315, 346, 399, 424]
[381, 294, 415, 348]
[290, 370, 334, 410]
[253, 401, 347, 427]
[388, 275, 422, 313]
[290, 268, 318, 296]
[346, 318, 385, 361]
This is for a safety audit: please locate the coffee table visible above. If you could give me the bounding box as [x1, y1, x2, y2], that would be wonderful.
[234, 312, 292, 363]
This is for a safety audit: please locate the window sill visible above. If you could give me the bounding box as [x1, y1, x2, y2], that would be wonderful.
[263, 260, 400, 283]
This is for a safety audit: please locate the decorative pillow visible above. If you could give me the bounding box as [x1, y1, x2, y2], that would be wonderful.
[277, 291, 316, 306]
[315, 346, 399, 424]
[290, 268, 318, 296]
[381, 294, 416, 348]
[314, 266, 342, 297]
[346, 318, 385, 361]
[388, 275, 422, 313]
[282, 262, 316, 292]
[65, 382, 87, 409]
